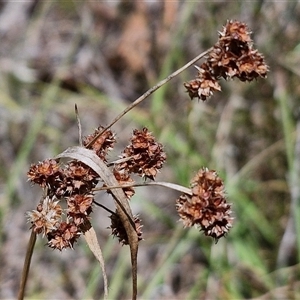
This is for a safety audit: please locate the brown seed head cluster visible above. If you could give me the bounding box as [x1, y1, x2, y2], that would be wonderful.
[47, 221, 81, 250]
[184, 20, 269, 101]
[83, 126, 116, 161]
[176, 168, 233, 241]
[26, 127, 118, 250]
[105, 127, 165, 240]
[112, 167, 135, 199]
[109, 212, 143, 245]
[26, 197, 62, 236]
[27, 126, 168, 249]
[117, 128, 166, 180]
[62, 161, 98, 196]
[27, 159, 62, 189]
[184, 64, 221, 101]
[28, 159, 98, 198]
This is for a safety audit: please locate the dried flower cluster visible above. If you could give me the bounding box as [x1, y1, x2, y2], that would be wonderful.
[27, 126, 165, 250]
[26, 20, 269, 252]
[184, 20, 269, 101]
[176, 168, 233, 241]
[27, 160, 96, 250]
[83, 126, 116, 161]
[117, 128, 167, 180]
[109, 212, 143, 245]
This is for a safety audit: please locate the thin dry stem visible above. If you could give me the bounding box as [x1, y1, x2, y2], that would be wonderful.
[18, 229, 37, 300]
[93, 181, 192, 195]
[75, 104, 83, 146]
[86, 48, 213, 148]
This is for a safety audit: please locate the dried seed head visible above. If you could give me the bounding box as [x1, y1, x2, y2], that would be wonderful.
[176, 168, 233, 241]
[83, 126, 116, 160]
[236, 49, 269, 81]
[67, 193, 94, 215]
[184, 63, 221, 101]
[47, 221, 81, 251]
[210, 20, 269, 81]
[184, 20, 269, 101]
[26, 197, 62, 236]
[68, 212, 91, 227]
[109, 212, 143, 245]
[118, 128, 166, 180]
[62, 161, 98, 195]
[219, 20, 252, 47]
[27, 159, 62, 188]
[112, 167, 135, 199]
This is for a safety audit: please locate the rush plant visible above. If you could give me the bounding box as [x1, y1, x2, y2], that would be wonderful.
[19, 20, 268, 300]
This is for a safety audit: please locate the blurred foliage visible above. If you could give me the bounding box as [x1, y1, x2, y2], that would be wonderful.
[1, 1, 300, 299]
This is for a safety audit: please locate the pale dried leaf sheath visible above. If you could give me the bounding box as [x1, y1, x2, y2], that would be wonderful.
[55, 146, 139, 300]
[84, 227, 108, 299]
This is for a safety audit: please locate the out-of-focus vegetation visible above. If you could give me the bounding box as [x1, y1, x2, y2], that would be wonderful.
[1, 1, 300, 299]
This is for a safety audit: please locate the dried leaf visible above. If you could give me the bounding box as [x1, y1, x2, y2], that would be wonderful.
[84, 227, 108, 299]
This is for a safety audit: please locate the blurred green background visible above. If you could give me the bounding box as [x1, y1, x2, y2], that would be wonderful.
[1, 1, 300, 299]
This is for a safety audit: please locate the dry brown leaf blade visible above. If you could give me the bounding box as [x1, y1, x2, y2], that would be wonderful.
[83, 227, 108, 299]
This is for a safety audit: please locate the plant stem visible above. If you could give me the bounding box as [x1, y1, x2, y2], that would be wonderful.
[18, 229, 37, 300]
[86, 47, 213, 148]
[93, 181, 192, 195]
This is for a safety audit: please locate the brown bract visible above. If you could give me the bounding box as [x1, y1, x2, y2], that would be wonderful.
[176, 168, 233, 241]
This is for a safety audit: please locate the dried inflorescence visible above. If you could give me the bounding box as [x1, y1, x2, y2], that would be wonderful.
[176, 168, 233, 241]
[63, 161, 98, 195]
[184, 64, 221, 101]
[112, 167, 136, 199]
[26, 127, 118, 250]
[26, 192, 94, 251]
[67, 193, 94, 225]
[27, 159, 98, 198]
[184, 20, 269, 101]
[27, 159, 63, 189]
[47, 221, 81, 251]
[27, 127, 166, 249]
[109, 212, 143, 245]
[26, 197, 62, 236]
[83, 126, 116, 161]
[25, 21, 268, 251]
[117, 127, 167, 180]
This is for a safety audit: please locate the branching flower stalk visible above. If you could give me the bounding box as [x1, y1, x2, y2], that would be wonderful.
[85, 47, 213, 149]
[21, 20, 269, 300]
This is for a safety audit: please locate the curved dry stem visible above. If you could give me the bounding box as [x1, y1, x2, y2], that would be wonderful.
[75, 104, 83, 146]
[93, 181, 192, 196]
[86, 48, 213, 148]
[18, 229, 37, 300]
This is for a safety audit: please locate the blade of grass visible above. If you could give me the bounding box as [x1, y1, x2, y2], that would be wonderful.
[274, 70, 300, 269]
[140, 226, 191, 298]
[108, 246, 131, 299]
